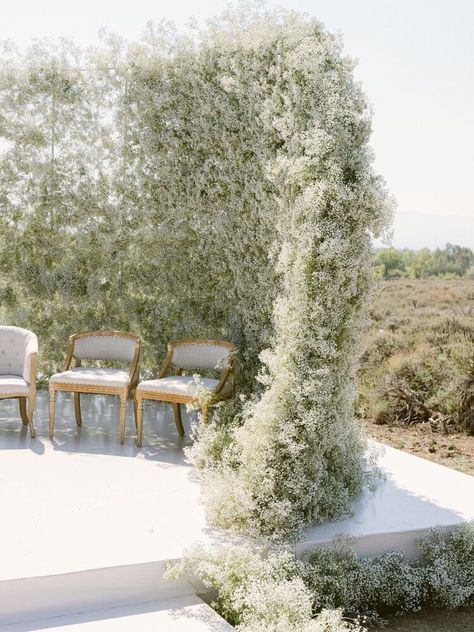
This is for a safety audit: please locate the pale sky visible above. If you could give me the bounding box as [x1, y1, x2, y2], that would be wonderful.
[1, 0, 473, 249]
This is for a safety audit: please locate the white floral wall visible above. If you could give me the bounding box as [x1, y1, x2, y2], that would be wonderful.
[0, 6, 393, 539]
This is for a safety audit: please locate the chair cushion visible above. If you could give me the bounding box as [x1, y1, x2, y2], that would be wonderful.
[137, 375, 232, 398]
[49, 368, 130, 389]
[0, 375, 29, 396]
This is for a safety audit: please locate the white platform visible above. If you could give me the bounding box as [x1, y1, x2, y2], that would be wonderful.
[5, 596, 233, 632]
[0, 392, 218, 627]
[0, 391, 473, 628]
[300, 442, 474, 558]
[0, 401, 209, 581]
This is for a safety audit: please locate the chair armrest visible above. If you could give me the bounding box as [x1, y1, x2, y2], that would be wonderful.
[157, 345, 173, 379]
[129, 338, 141, 386]
[28, 353, 37, 392]
[23, 335, 38, 385]
[214, 353, 236, 396]
[62, 337, 75, 372]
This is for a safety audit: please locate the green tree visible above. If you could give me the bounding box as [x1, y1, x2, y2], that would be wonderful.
[375, 248, 406, 279]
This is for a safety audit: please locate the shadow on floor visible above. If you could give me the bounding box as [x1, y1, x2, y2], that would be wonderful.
[0, 390, 197, 465]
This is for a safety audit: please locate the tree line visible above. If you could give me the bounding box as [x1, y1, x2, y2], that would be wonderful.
[375, 244, 474, 279]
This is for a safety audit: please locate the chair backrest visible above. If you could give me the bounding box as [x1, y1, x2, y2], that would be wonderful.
[170, 339, 236, 371]
[0, 326, 38, 381]
[71, 331, 139, 363]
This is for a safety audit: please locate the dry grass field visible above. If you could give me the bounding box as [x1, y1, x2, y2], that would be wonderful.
[359, 278, 474, 476]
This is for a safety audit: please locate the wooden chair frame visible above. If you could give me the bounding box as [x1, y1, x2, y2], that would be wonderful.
[0, 352, 37, 439]
[49, 331, 141, 444]
[134, 338, 236, 447]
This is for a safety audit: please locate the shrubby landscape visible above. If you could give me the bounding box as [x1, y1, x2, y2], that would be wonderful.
[360, 275, 474, 433]
[359, 273, 474, 477]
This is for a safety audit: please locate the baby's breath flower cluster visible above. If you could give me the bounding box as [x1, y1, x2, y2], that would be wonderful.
[168, 523, 474, 630]
[182, 7, 393, 539]
[418, 522, 474, 608]
[0, 5, 393, 538]
[166, 543, 364, 632]
[307, 524, 474, 621]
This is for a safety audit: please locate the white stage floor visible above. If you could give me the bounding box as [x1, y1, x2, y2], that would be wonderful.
[0, 391, 212, 581]
[0, 391, 473, 627]
[5, 596, 233, 632]
[300, 442, 474, 557]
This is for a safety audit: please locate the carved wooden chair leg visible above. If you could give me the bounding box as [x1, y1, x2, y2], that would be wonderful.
[28, 396, 36, 438]
[49, 390, 56, 439]
[201, 404, 209, 426]
[172, 402, 185, 436]
[136, 397, 144, 448]
[74, 392, 82, 426]
[133, 396, 138, 429]
[19, 397, 29, 425]
[119, 393, 127, 445]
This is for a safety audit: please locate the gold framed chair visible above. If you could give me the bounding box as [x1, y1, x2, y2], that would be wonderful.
[49, 331, 140, 444]
[0, 326, 37, 438]
[135, 338, 236, 447]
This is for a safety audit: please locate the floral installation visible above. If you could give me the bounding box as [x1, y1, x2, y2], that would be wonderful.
[167, 523, 474, 630]
[0, 5, 392, 539]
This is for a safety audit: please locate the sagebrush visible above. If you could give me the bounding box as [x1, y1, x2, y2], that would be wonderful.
[358, 279, 474, 434]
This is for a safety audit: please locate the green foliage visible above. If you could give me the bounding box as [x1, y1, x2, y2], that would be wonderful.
[183, 7, 392, 540]
[168, 523, 474, 629]
[166, 543, 364, 632]
[304, 524, 474, 621]
[418, 524, 474, 608]
[0, 6, 392, 538]
[359, 279, 474, 434]
[375, 245, 474, 280]
[304, 546, 421, 620]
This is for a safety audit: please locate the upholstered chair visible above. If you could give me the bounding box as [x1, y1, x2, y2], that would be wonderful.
[0, 326, 38, 438]
[134, 339, 236, 447]
[49, 331, 140, 443]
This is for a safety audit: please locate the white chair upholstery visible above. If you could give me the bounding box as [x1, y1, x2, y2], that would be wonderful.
[49, 368, 131, 388]
[171, 343, 233, 370]
[134, 339, 236, 446]
[0, 326, 37, 383]
[73, 336, 137, 362]
[0, 375, 29, 395]
[137, 375, 232, 397]
[0, 326, 38, 437]
[48, 331, 140, 444]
